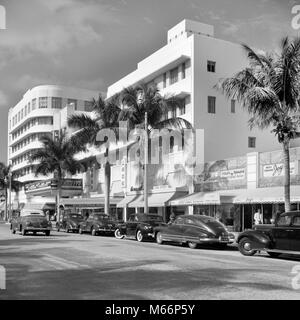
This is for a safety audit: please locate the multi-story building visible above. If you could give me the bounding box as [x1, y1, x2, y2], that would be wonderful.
[8, 85, 98, 184]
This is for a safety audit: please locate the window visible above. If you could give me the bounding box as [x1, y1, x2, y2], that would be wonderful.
[163, 73, 167, 88]
[84, 101, 94, 112]
[68, 99, 77, 110]
[207, 60, 216, 72]
[231, 99, 236, 113]
[293, 216, 300, 226]
[39, 97, 48, 109]
[277, 215, 292, 226]
[32, 98, 37, 110]
[28, 102, 31, 114]
[18, 111, 20, 122]
[208, 96, 216, 114]
[177, 99, 186, 116]
[24, 105, 27, 117]
[248, 137, 256, 148]
[170, 136, 174, 153]
[182, 62, 186, 79]
[170, 67, 178, 85]
[52, 97, 62, 109]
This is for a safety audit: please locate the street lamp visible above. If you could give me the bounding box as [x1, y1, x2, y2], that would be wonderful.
[144, 112, 149, 214]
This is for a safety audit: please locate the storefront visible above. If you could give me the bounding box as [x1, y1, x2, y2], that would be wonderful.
[117, 190, 187, 221]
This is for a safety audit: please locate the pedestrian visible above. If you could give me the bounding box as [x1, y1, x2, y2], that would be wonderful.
[254, 208, 263, 225]
[168, 211, 176, 224]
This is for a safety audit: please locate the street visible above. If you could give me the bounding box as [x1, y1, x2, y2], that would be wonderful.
[0, 223, 299, 300]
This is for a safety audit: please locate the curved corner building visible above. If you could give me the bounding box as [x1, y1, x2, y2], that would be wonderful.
[8, 85, 98, 184]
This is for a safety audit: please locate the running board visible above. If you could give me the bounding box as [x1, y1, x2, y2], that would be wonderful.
[264, 249, 300, 255]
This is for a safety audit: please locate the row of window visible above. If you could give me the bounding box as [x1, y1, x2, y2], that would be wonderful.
[207, 97, 236, 114]
[11, 150, 38, 167]
[13, 166, 36, 179]
[11, 98, 94, 128]
[163, 62, 186, 88]
[11, 133, 51, 154]
[11, 117, 53, 141]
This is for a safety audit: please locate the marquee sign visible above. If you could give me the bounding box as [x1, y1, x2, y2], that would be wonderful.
[25, 179, 83, 194]
[209, 168, 246, 181]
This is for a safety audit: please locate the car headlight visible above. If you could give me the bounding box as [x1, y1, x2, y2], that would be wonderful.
[144, 225, 152, 230]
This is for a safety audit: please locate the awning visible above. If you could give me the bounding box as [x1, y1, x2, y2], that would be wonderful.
[60, 196, 124, 208]
[170, 191, 221, 206]
[233, 186, 300, 204]
[121, 191, 187, 208]
[117, 195, 139, 208]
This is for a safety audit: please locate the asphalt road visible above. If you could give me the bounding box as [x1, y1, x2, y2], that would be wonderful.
[0, 223, 300, 300]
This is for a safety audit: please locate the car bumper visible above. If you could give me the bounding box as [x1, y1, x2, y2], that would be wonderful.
[198, 238, 235, 244]
[97, 227, 116, 233]
[24, 227, 51, 232]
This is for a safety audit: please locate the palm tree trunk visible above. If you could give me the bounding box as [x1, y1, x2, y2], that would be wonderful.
[104, 159, 111, 215]
[283, 139, 291, 212]
[57, 181, 62, 223]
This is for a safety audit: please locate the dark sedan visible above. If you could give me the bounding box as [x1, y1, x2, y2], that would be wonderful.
[56, 213, 84, 233]
[154, 215, 235, 249]
[237, 211, 300, 257]
[11, 209, 52, 236]
[78, 213, 117, 236]
[114, 214, 165, 242]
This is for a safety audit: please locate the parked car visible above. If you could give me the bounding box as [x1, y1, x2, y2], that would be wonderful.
[10, 209, 52, 236]
[154, 215, 235, 249]
[56, 213, 84, 233]
[237, 211, 300, 257]
[78, 213, 117, 236]
[114, 213, 166, 242]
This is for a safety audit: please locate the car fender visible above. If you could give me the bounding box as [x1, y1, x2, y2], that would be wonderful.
[237, 230, 271, 249]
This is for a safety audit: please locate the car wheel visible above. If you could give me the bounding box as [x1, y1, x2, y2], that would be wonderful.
[238, 237, 257, 256]
[188, 241, 198, 249]
[114, 228, 124, 239]
[91, 228, 97, 236]
[21, 229, 27, 236]
[45, 231, 50, 236]
[156, 232, 164, 245]
[136, 230, 144, 242]
[267, 251, 281, 258]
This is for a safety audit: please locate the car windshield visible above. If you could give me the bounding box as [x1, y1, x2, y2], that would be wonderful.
[94, 215, 109, 221]
[141, 215, 163, 222]
[68, 214, 83, 220]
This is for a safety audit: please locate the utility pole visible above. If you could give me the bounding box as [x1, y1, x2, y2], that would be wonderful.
[8, 169, 12, 221]
[144, 112, 149, 214]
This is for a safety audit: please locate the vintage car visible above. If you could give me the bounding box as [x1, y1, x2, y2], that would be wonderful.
[10, 209, 52, 236]
[237, 211, 300, 257]
[154, 215, 235, 249]
[114, 214, 165, 242]
[56, 212, 84, 233]
[78, 213, 117, 236]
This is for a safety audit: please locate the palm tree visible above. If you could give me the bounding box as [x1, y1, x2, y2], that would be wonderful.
[29, 130, 85, 221]
[119, 83, 192, 212]
[217, 37, 300, 211]
[67, 95, 121, 215]
[0, 163, 22, 221]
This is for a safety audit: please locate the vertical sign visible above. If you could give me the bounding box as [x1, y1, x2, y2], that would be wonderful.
[121, 158, 127, 192]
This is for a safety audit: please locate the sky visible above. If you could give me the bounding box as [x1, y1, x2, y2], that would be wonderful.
[0, 0, 299, 163]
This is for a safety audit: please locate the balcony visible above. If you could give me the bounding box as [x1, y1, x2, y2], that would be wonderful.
[160, 77, 191, 98]
[10, 141, 43, 159]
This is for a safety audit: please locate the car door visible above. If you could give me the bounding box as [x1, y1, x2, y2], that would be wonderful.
[126, 215, 138, 237]
[182, 218, 203, 243]
[163, 217, 185, 242]
[290, 215, 300, 252]
[272, 215, 292, 250]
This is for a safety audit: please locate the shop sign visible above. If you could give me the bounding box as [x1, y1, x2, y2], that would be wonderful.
[25, 179, 82, 193]
[61, 179, 83, 190]
[263, 163, 296, 177]
[209, 168, 246, 181]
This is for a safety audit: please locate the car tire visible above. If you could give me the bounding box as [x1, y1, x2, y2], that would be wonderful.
[91, 228, 97, 236]
[267, 251, 281, 258]
[45, 231, 50, 236]
[156, 232, 164, 245]
[188, 241, 198, 249]
[136, 230, 144, 242]
[114, 228, 124, 239]
[238, 237, 257, 256]
[21, 229, 26, 236]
